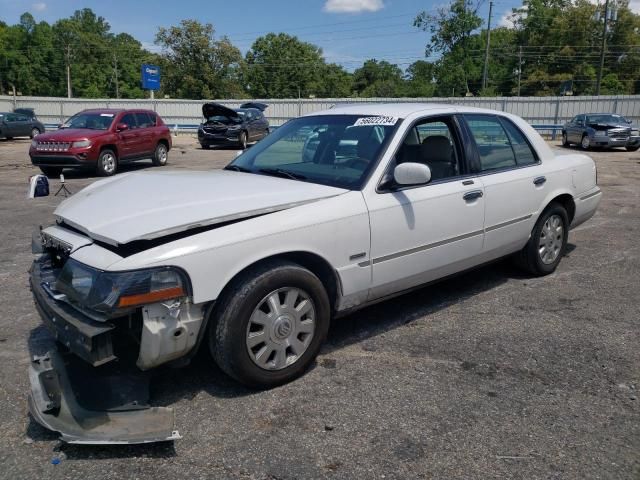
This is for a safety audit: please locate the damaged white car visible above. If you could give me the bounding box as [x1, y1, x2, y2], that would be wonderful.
[28, 104, 601, 444]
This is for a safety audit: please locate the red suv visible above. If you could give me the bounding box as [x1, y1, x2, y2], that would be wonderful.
[29, 109, 172, 177]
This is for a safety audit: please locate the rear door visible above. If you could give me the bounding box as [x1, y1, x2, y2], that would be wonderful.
[117, 113, 140, 159]
[463, 114, 547, 255]
[134, 112, 155, 155]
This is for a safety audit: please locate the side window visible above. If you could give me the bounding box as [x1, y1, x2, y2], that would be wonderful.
[396, 118, 461, 182]
[500, 119, 538, 166]
[135, 113, 154, 128]
[120, 113, 137, 129]
[5, 114, 17, 122]
[15, 114, 28, 121]
[146, 113, 157, 126]
[465, 115, 516, 172]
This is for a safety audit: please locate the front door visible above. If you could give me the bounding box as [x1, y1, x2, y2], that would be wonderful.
[365, 116, 485, 299]
[117, 112, 140, 159]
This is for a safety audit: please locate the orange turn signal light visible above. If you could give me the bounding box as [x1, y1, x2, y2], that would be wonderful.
[117, 286, 185, 308]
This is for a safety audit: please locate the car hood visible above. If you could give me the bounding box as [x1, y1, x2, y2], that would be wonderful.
[202, 103, 239, 120]
[34, 128, 108, 141]
[55, 170, 347, 246]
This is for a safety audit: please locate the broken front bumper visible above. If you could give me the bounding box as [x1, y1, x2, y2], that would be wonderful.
[28, 349, 181, 444]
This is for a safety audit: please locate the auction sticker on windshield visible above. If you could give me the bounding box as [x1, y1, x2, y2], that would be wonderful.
[354, 116, 398, 126]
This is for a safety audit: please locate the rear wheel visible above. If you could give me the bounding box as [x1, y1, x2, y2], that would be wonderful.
[39, 166, 62, 177]
[209, 260, 330, 389]
[96, 149, 117, 176]
[516, 202, 569, 276]
[626, 145, 639, 152]
[580, 134, 591, 150]
[152, 142, 168, 166]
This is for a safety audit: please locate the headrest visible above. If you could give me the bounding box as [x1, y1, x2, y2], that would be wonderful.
[420, 135, 453, 163]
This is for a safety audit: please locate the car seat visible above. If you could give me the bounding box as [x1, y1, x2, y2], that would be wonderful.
[419, 135, 457, 180]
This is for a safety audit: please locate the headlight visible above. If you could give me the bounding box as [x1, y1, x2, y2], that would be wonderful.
[31, 139, 37, 148]
[631, 129, 639, 136]
[594, 130, 608, 137]
[56, 258, 189, 316]
[71, 139, 92, 148]
[227, 125, 241, 131]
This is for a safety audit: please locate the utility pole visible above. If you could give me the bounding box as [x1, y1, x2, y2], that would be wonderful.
[482, 1, 494, 91]
[517, 45, 522, 96]
[113, 54, 119, 99]
[65, 44, 72, 98]
[595, 0, 612, 96]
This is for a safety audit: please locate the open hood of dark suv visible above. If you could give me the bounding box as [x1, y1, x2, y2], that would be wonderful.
[202, 103, 240, 120]
[239, 102, 268, 111]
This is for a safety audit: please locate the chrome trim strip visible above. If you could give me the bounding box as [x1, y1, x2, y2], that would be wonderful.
[485, 214, 532, 233]
[364, 229, 484, 266]
[579, 190, 601, 201]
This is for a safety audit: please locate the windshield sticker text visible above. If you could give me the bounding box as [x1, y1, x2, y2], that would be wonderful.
[354, 116, 398, 127]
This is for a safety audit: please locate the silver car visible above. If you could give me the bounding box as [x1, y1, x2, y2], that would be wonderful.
[562, 113, 640, 151]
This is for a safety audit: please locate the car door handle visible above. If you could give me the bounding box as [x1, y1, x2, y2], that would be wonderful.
[462, 179, 474, 186]
[533, 176, 547, 186]
[463, 190, 483, 201]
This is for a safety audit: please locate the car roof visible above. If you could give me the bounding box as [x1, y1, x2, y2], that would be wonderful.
[308, 103, 506, 118]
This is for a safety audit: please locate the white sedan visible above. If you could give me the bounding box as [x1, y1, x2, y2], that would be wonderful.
[28, 104, 601, 443]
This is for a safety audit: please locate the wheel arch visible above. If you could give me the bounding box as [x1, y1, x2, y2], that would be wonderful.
[543, 193, 576, 224]
[157, 138, 170, 150]
[214, 251, 342, 314]
[99, 144, 118, 158]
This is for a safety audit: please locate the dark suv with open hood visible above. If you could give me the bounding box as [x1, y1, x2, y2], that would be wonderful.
[562, 113, 640, 151]
[198, 102, 269, 150]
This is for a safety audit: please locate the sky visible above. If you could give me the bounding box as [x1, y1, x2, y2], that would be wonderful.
[2, 0, 639, 71]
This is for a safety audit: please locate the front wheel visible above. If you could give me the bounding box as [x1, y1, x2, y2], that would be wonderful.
[516, 202, 569, 276]
[238, 131, 248, 150]
[30, 128, 41, 139]
[152, 142, 168, 166]
[96, 149, 117, 176]
[626, 145, 639, 152]
[209, 260, 330, 389]
[561, 132, 569, 147]
[581, 134, 591, 150]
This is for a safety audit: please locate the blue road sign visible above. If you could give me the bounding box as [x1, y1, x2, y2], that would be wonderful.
[141, 64, 161, 90]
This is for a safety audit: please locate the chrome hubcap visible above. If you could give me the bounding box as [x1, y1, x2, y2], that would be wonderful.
[538, 214, 564, 264]
[32, 128, 39, 137]
[246, 287, 315, 371]
[102, 153, 115, 173]
[158, 146, 167, 162]
[582, 136, 590, 149]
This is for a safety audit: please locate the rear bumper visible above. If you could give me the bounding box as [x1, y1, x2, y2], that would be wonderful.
[571, 187, 602, 229]
[28, 349, 180, 444]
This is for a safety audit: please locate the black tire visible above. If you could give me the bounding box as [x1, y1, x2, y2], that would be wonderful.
[625, 145, 639, 152]
[209, 260, 330, 389]
[238, 131, 248, 150]
[580, 134, 591, 150]
[201, 143, 210, 150]
[152, 142, 168, 166]
[30, 127, 41, 139]
[39, 166, 63, 177]
[96, 148, 117, 176]
[516, 202, 569, 276]
[561, 131, 569, 147]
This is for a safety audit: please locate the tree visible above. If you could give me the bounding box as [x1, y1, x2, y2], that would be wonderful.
[155, 20, 243, 99]
[352, 59, 404, 97]
[414, 0, 483, 95]
[403, 60, 436, 97]
[244, 33, 328, 98]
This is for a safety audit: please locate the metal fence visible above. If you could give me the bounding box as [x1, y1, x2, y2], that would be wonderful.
[2, 94, 639, 133]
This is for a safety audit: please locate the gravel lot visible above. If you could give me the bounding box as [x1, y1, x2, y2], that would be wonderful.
[0, 135, 638, 480]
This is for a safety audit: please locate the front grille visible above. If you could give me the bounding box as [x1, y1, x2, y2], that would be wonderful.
[203, 126, 227, 134]
[609, 130, 630, 139]
[37, 141, 71, 152]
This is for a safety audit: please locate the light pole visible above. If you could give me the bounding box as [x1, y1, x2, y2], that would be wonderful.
[595, 0, 617, 96]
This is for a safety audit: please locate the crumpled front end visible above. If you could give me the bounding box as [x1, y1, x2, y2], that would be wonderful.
[28, 350, 180, 444]
[27, 226, 209, 444]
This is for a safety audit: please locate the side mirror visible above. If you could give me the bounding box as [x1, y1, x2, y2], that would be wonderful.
[116, 123, 129, 132]
[626, 119, 633, 124]
[393, 162, 431, 186]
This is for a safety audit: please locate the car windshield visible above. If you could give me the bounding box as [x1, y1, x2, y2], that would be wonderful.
[586, 114, 627, 125]
[62, 113, 115, 130]
[205, 112, 243, 124]
[226, 114, 400, 190]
